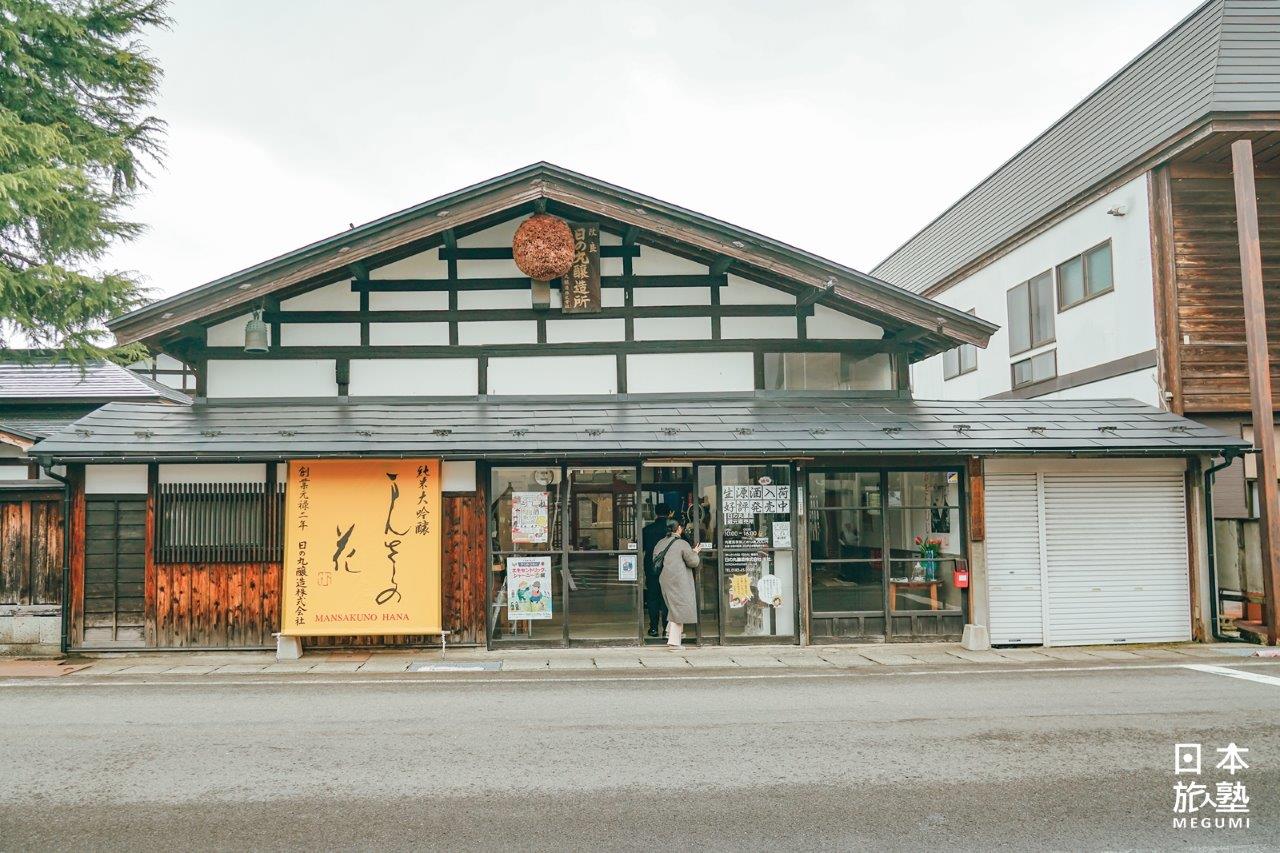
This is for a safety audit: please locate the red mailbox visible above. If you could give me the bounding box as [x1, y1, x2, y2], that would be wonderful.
[953, 564, 970, 589]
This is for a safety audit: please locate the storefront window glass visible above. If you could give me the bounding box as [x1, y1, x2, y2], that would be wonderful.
[489, 466, 563, 641]
[808, 471, 883, 614]
[884, 470, 963, 613]
[568, 467, 635, 552]
[720, 464, 795, 637]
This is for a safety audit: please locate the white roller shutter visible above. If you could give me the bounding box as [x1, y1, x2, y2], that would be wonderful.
[985, 473, 1045, 645]
[1042, 472, 1190, 646]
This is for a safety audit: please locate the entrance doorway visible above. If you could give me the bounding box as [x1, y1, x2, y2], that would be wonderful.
[565, 466, 639, 643]
[486, 461, 801, 647]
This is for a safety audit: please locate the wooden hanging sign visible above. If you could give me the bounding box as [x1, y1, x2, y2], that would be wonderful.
[561, 222, 601, 313]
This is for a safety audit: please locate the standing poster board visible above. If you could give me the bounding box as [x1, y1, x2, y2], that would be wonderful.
[507, 556, 554, 620]
[281, 459, 442, 636]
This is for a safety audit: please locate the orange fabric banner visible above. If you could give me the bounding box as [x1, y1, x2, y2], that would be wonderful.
[281, 459, 442, 636]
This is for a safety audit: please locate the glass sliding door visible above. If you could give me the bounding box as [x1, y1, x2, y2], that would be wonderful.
[884, 470, 966, 638]
[489, 466, 564, 643]
[565, 466, 640, 643]
[719, 464, 796, 641]
[807, 470, 886, 639]
[806, 467, 967, 642]
[640, 464, 699, 643]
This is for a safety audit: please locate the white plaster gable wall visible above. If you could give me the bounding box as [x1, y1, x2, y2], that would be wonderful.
[628, 352, 754, 393]
[721, 316, 797, 339]
[207, 314, 260, 347]
[633, 316, 712, 341]
[456, 219, 523, 279]
[158, 463, 267, 483]
[207, 359, 337, 398]
[280, 280, 359, 311]
[633, 286, 711, 307]
[488, 355, 617, 395]
[631, 246, 706, 276]
[545, 318, 626, 343]
[457, 288, 529, 310]
[368, 322, 451, 346]
[721, 275, 795, 305]
[85, 464, 147, 494]
[807, 306, 882, 339]
[370, 248, 448, 279]
[911, 173, 1156, 402]
[348, 358, 478, 396]
[369, 291, 448, 310]
[279, 323, 360, 347]
[457, 320, 537, 345]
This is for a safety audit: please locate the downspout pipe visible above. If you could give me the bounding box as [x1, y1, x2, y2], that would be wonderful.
[42, 463, 72, 656]
[1205, 450, 1245, 643]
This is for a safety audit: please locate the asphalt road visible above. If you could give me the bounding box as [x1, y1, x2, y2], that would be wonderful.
[1, 662, 1278, 851]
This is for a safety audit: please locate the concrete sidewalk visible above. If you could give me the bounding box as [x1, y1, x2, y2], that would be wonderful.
[1, 641, 1272, 679]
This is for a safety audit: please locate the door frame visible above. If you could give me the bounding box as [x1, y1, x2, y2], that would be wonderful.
[805, 462, 968, 642]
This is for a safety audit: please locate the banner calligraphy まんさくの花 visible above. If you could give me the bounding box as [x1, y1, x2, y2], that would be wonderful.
[282, 459, 442, 636]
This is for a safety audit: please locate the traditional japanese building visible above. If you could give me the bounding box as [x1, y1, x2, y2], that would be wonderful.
[28, 163, 1243, 653]
[1, 360, 189, 654]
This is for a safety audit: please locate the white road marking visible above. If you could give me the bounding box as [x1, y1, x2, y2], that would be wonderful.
[2, 659, 1280, 689]
[1183, 663, 1280, 687]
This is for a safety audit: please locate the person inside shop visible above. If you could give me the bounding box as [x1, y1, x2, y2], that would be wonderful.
[655, 517, 701, 649]
[642, 503, 672, 636]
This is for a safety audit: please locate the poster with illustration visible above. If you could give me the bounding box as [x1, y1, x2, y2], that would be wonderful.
[511, 491, 549, 544]
[507, 556, 553, 620]
[728, 573, 753, 609]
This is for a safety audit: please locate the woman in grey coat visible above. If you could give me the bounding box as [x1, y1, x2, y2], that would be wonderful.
[655, 519, 701, 648]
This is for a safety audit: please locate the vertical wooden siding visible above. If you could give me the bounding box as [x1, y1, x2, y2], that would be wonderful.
[1169, 174, 1280, 412]
[149, 561, 282, 648]
[441, 490, 487, 645]
[0, 495, 63, 606]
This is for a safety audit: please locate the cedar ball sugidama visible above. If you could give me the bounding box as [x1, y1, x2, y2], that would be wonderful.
[512, 213, 575, 281]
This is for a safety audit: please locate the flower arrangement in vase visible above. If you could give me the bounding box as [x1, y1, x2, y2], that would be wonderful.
[914, 535, 943, 581]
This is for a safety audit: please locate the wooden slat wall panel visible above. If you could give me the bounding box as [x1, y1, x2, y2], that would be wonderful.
[1, 501, 30, 604]
[0, 497, 63, 607]
[1171, 175, 1280, 411]
[442, 491, 486, 644]
[148, 562, 281, 649]
[30, 500, 63, 604]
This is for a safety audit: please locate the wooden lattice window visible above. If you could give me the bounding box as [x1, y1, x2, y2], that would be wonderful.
[154, 482, 285, 564]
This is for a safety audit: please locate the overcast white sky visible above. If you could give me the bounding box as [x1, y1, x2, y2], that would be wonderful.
[105, 0, 1203, 301]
